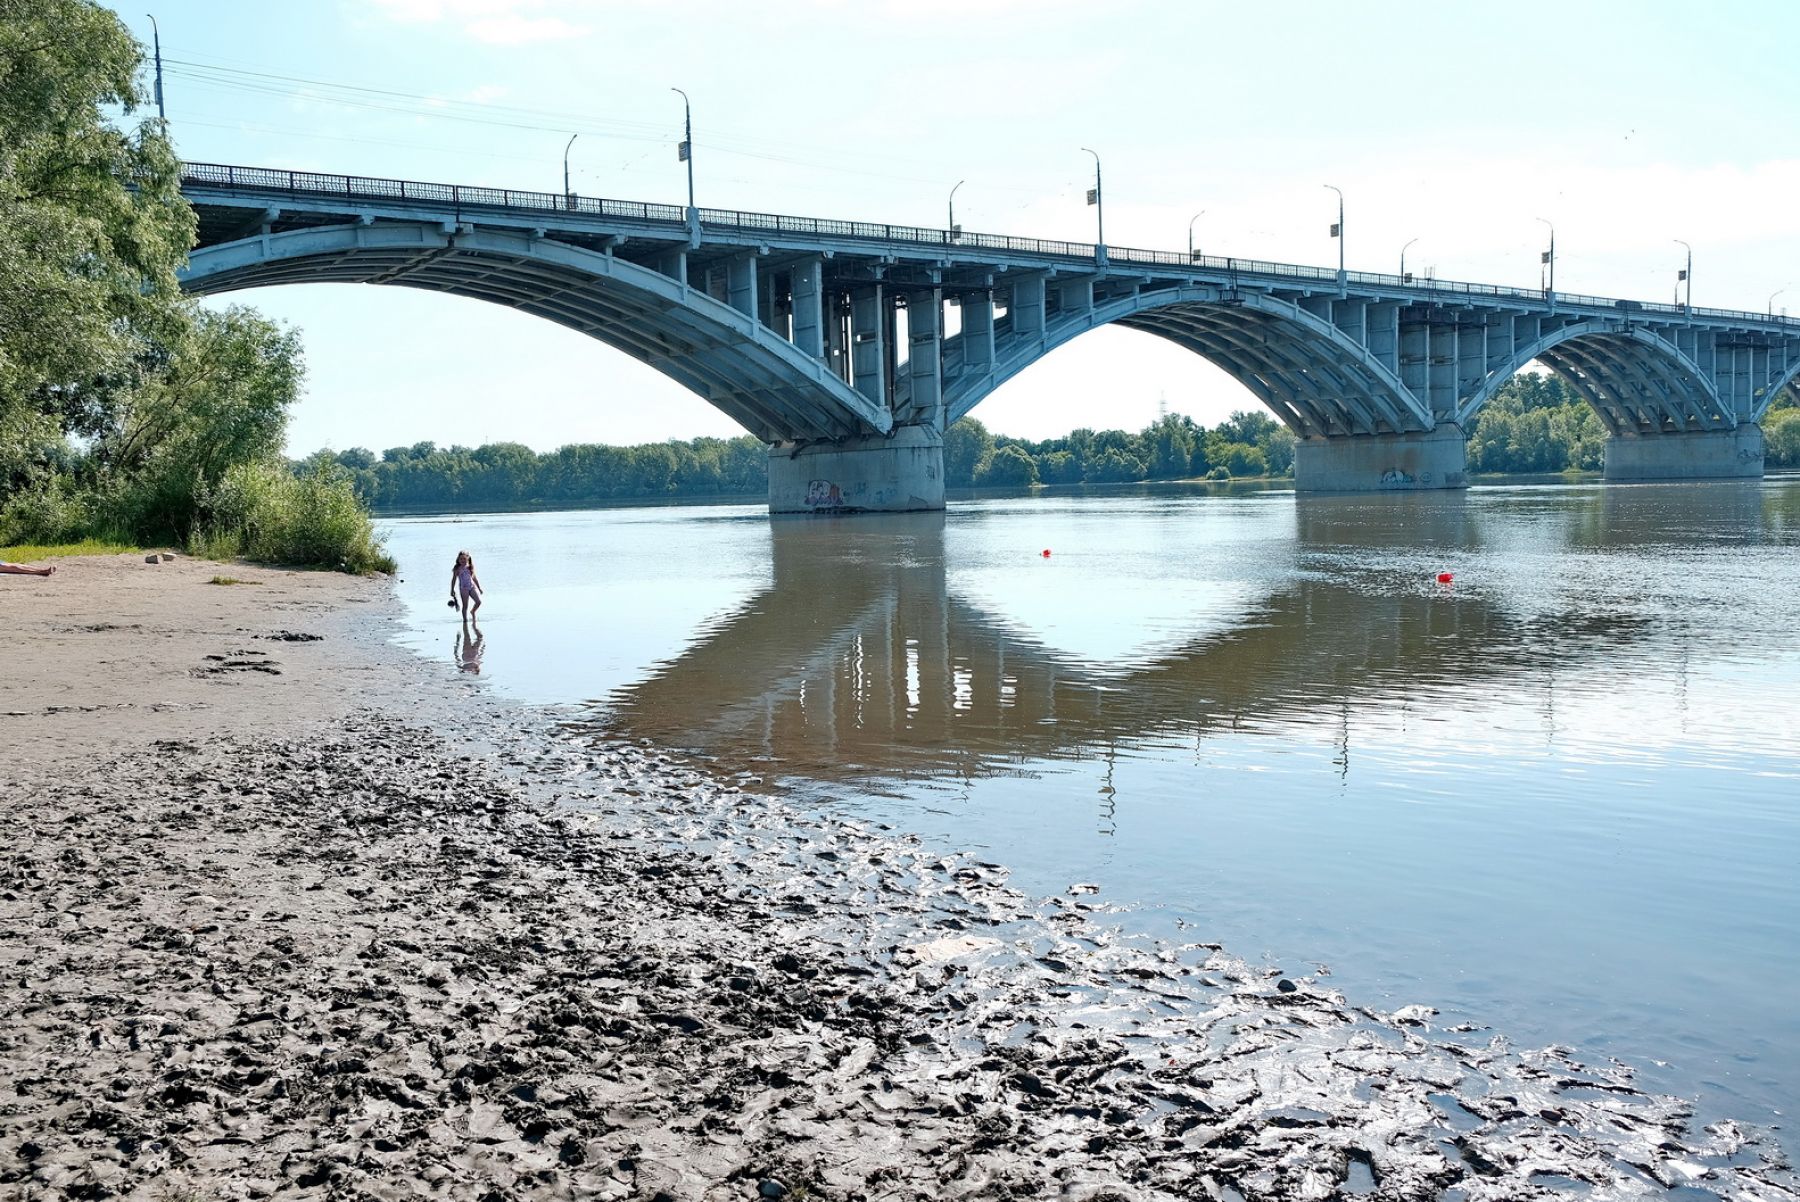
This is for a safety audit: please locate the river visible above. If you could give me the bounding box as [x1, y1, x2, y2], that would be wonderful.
[380, 479, 1800, 1140]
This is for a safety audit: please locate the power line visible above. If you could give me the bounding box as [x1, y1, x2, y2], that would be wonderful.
[157, 51, 1057, 197]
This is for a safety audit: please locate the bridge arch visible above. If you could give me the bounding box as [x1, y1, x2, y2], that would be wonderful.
[944, 286, 1434, 438]
[1453, 321, 1731, 434]
[180, 223, 891, 443]
[1758, 353, 1800, 421]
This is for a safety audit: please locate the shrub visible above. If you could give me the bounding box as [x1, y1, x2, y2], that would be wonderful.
[0, 477, 100, 546]
[192, 460, 395, 574]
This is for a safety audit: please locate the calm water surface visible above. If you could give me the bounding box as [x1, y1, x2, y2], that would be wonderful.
[382, 481, 1800, 1135]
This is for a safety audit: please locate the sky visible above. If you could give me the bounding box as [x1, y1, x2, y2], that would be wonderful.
[110, 0, 1800, 457]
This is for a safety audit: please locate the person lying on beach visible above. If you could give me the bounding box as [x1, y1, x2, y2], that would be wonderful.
[449, 550, 483, 618]
[0, 561, 55, 577]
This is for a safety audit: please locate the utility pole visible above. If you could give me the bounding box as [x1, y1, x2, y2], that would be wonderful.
[146, 14, 166, 123]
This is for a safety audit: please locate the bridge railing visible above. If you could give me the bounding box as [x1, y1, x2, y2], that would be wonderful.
[181, 163, 1797, 329]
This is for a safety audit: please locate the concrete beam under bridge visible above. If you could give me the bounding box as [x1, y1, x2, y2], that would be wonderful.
[1293, 424, 1469, 492]
[768, 426, 945, 514]
[1603, 425, 1764, 482]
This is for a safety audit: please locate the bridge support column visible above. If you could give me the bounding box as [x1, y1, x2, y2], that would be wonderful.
[726, 254, 758, 320]
[767, 426, 944, 514]
[903, 288, 943, 430]
[851, 285, 887, 406]
[960, 291, 995, 375]
[791, 257, 824, 358]
[1603, 425, 1763, 482]
[1293, 424, 1469, 492]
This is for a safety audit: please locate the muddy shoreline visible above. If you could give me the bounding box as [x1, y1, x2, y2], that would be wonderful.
[2, 557, 1794, 1200]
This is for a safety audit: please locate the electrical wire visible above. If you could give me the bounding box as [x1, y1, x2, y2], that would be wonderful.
[157, 51, 1061, 196]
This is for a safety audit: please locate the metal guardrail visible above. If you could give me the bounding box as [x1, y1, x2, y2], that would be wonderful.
[181, 162, 1798, 329]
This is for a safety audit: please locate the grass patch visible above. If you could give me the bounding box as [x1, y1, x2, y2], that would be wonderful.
[0, 538, 139, 562]
[208, 575, 251, 586]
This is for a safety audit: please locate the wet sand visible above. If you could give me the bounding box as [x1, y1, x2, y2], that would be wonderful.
[2, 555, 1794, 1200]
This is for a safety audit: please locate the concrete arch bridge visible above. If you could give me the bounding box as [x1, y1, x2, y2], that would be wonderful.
[179, 163, 1800, 512]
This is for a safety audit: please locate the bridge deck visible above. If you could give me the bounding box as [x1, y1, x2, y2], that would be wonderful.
[182, 162, 1793, 329]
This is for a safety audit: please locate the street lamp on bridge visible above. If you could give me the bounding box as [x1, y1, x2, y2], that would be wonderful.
[1080, 148, 1104, 261]
[1770, 288, 1787, 317]
[671, 87, 697, 240]
[146, 13, 166, 123]
[1399, 237, 1419, 283]
[1188, 210, 1205, 262]
[1535, 217, 1556, 308]
[948, 180, 965, 240]
[1673, 239, 1692, 315]
[1323, 184, 1344, 291]
[562, 133, 578, 205]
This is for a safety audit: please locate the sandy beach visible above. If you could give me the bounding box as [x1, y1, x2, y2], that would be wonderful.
[2, 554, 1794, 1201]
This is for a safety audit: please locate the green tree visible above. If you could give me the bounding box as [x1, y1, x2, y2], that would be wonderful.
[98, 306, 303, 539]
[943, 417, 994, 486]
[1221, 443, 1268, 477]
[1087, 446, 1146, 483]
[1767, 409, 1800, 468]
[1143, 413, 1197, 478]
[977, 444, 1039, 487]
[0, 0, 194, 495]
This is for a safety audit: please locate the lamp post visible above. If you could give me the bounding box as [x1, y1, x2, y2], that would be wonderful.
[562, 133, 577, 204]
[1399, 237, 1419, 283]
[1323, 184, 1344, 290]
[146, 14, 166, 123]
[1769, 289, 1785, 317]
[1673, 239, 1692, 315]
[948, 179, 964, 240]
[1080, 148, 1104, 259]
[1188, 210, 1205, 262]
[671, 87, 696, 239]
[1535, 217, 1556, 298]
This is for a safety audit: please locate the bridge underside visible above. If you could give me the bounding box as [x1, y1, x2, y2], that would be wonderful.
[182, 225, 889, 444]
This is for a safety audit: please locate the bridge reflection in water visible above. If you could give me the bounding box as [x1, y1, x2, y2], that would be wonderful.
[584, 490, 1709, 788]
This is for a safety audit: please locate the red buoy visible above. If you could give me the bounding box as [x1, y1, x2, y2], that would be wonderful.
[1042, 549, 1052, 557]
[1436, 572, 1454, 584]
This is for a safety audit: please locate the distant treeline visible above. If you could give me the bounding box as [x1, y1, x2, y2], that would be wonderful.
[304, 376, 1800, 512]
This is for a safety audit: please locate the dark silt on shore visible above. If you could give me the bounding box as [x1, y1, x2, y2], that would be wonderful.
[4, 692, 1797, 1200]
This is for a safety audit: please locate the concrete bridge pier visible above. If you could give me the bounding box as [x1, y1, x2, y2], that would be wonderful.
[1602, 425, 1764, 482]
[1293, 424, 1470, 493]
[768, 425, 945, 513]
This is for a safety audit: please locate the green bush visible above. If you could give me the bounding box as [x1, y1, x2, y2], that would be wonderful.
[192, 460, 395, 574]
[0, 476, 101, 546]
[1769, 410, 1800, 468]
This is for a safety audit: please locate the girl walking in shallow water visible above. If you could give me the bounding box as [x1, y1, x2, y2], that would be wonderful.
[449, 550, 483, 619]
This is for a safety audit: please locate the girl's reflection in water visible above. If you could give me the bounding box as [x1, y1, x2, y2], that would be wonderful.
[456, 621, 485, 674]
